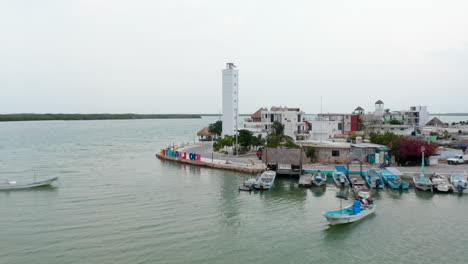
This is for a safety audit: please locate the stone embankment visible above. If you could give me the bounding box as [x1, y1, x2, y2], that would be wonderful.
[155, 154, 265, 174]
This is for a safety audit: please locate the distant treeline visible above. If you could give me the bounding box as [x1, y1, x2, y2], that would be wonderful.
[431, 113, 468, 116]
[0, 114, 201, 122]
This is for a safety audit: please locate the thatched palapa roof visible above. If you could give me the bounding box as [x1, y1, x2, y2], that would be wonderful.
[251, 107, 267, 119]
[197, 127, 214, 136]
[426, 117, 447, 127]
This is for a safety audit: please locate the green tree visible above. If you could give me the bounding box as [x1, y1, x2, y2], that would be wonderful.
[251, 135, 265, 150]
[266, 135, 281, 148]
[238, 129, 254, 150]
[271, 121, 285, 136]
[283, 138, 299, 149]
[357, 114, 366, 131]
[369, 132, 402, 145]
[208, 120, 222, 136]
[305, 146, 316, 161]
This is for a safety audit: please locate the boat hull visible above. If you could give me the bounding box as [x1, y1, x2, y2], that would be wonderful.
[253, 171, 276, 190]
[332, 171, 350, 188]
[312, 178, 326, 186]
[413, 176, 433, 191]
[323, 205, 376, 225]
[451, 173, 468, 193]
[0, 177, 58, 190]
[381, 171, 409, 190]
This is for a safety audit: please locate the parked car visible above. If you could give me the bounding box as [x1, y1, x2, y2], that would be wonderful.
[447, 155, 468, 165]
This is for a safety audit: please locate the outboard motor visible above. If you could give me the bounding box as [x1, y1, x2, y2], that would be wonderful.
[457, 183, 465, 193]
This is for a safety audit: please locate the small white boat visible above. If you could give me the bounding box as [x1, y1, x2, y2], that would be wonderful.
[253, 171, 276, 190]
[450, 173, 468, 193]
[311, 170, 326, 186]
[0, 177, 58, 190]
[332, 171, 350, 188]
[413, 175, 433, 191]
[430, 173, 452, 192]
[322, 202, 376, 225]
[244, 178, 257, 187]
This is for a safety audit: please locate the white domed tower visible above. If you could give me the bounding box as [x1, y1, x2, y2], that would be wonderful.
[375, 100, 384, 116]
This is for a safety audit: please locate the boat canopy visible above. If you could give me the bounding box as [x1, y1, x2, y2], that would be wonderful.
[386, 167, 403, 176]
[335, 166, 347, 172]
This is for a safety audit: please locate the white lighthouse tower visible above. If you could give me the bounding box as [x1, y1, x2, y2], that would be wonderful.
[222, 63, 239, 136]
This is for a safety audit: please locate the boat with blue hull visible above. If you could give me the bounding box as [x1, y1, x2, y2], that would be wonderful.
[365, 170, 384, 189]
[322, 202, 376, 225]
[381, 170, 409, 190]
[311, 170, 326, 186]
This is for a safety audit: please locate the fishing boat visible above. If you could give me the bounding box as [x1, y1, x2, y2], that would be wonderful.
[253, 170, 276, 190]
[332, 171, 350, 188]
[413, 175, 433, 191]
[450, 173, 468, 193]
[430, 173, 452, 192]
[0, 177, 58, 191]
[322, 195, 376, 225]
[311, 170, 326, 186]
[380, 170, 409, 190]
[349, 173, 367, 191]
[365, 170, 385, 189]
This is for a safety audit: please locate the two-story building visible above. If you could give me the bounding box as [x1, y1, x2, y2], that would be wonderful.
[243, 106, 308, 140]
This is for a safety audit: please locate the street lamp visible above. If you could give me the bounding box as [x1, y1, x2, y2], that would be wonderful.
[420, 145, 425, 178]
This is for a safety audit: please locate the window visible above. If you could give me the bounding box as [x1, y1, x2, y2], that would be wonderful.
[338, 123, 342, 130]
[332, 150, 340, 157]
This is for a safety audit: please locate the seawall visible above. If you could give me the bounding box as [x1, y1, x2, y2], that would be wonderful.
[155, 154, 265, 174]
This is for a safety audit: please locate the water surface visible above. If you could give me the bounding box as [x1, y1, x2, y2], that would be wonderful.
[0, 118, 466, 264]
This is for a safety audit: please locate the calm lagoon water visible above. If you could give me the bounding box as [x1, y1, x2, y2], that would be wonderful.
[0, 117, 467, 264]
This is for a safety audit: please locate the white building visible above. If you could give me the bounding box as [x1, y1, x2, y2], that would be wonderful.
[222, 63, 239, 136]
[407, 106, 429, 128]
[309, 120, 342, 140]
[260, 106, 307, 139]
[242, 106, 308, 140]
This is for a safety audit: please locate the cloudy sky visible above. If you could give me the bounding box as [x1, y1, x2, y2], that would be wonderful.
[1, 0, 467, 114]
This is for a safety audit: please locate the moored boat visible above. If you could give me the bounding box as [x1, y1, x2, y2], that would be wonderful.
[413, 175, 433, 191]
[311, 170, 326, 186]
[332, 171, 350, 188]
[381, 170, 409, 190]
[430, 173, 452, 192]
[365, 170, 385, 189]
[253, 170, 276, 190]
[349, 173, 368, 191]
[0, 177, 58, 191]
[450, 173, 468, 193]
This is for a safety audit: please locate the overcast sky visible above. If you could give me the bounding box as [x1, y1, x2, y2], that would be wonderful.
[1, 0, 467, 114]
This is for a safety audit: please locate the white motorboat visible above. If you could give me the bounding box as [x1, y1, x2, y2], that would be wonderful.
[311, 170, 326, 186]
[450, 173, 468, 193]
[253, 170, 276, 190]
[332, 171, 350, 188]
[430, 173, 452, 192]
[0, 177, 58, 191]
[413, 175, 433, 191]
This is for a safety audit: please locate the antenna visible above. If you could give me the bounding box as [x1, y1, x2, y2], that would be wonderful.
[320, 96, 323, 143]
